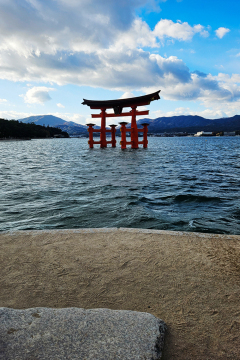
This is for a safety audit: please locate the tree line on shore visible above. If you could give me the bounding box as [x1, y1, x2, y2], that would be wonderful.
[0, 119, 69, 139]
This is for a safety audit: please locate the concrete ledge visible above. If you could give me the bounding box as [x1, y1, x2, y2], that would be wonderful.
[1, 228, 240, 359]
[0, 307, 166, 360]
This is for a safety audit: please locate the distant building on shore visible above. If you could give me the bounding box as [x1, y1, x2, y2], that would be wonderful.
[224, 132, 235, 136]
[194, 130, 237, 137]
[194, 131, 213, 137]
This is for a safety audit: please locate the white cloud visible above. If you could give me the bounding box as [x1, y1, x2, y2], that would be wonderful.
[164, 71, 240, 104]
[215, 64, 224, 70]
[120, 92, 135, 99]
[111, 18, 157, 51]
[0, 110, 36, 120]
[154, 20, 209, 41]
[20, 87, 55, 104]
[215, 27, 230, 39]
[216, 73, 240, 83]
[57, 103, 65, 108]
[0, 0, 239, 118]
[200, 30, 209, 38]
[56, 113, 89, 124]
[0, 99, 7, 103]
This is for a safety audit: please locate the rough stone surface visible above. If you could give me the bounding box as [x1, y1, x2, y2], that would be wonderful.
[0, 307, 166, 360]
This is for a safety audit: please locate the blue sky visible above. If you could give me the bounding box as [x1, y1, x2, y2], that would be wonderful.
[0, 0, 239, 125]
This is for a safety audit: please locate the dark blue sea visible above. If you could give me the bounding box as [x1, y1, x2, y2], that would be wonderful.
[0, 137, 240, 234]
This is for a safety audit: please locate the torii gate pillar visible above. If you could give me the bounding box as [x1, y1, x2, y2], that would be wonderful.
[131, 106, 138, 149]
[100, 109, 107, 148]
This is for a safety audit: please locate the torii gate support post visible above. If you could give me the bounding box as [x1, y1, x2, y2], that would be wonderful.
[137, 123, 149, 148]
[105, 124, 117, 147]
[131, 106, 138, 149]
[87, 123, 94, 148]
[100, 108, 107, 148]
[119, 122, 128, 149]
[142, 123, 149, 148]
[110, 125, 117, 147]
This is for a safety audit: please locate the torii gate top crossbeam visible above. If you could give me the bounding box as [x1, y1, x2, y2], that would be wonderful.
[82, 90, 160, 110]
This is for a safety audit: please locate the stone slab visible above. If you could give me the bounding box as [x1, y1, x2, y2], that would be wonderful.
[0, 307, 166, 360]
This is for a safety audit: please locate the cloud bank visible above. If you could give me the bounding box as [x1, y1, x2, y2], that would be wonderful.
[0, 0, 239, 115]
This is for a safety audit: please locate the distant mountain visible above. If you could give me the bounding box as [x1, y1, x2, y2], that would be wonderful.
[20, 115, 71, 126]
[19, 115, 88, 135]
[19, 114, 240, 136]
[131, 115, 240, 133]
[56, 124, 89, 136]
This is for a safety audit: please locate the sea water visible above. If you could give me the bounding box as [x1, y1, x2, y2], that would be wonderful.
[0, 136, 239, 234]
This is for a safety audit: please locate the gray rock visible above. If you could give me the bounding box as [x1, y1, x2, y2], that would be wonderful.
[0, 307, 166, 360]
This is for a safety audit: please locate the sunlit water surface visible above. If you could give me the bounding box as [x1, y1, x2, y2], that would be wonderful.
[1, 137, 240, 234]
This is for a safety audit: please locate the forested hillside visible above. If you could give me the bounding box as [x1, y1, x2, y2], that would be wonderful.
[0, 119, 69, 139]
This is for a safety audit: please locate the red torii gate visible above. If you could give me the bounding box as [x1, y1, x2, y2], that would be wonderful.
[82, 90, 160, 149]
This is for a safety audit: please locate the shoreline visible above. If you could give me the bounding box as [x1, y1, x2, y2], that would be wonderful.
[0, 138, 31, 141]
[1, 228, 240, 359]
[2, 227, 239, 237]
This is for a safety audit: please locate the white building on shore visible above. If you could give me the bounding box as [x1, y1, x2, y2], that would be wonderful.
[194, 131, 213, 137]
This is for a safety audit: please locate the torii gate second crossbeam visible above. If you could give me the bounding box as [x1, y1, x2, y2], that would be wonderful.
[82, 90, 160, 149]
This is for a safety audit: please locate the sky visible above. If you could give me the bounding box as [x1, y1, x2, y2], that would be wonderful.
[0, 0, 240, 125]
